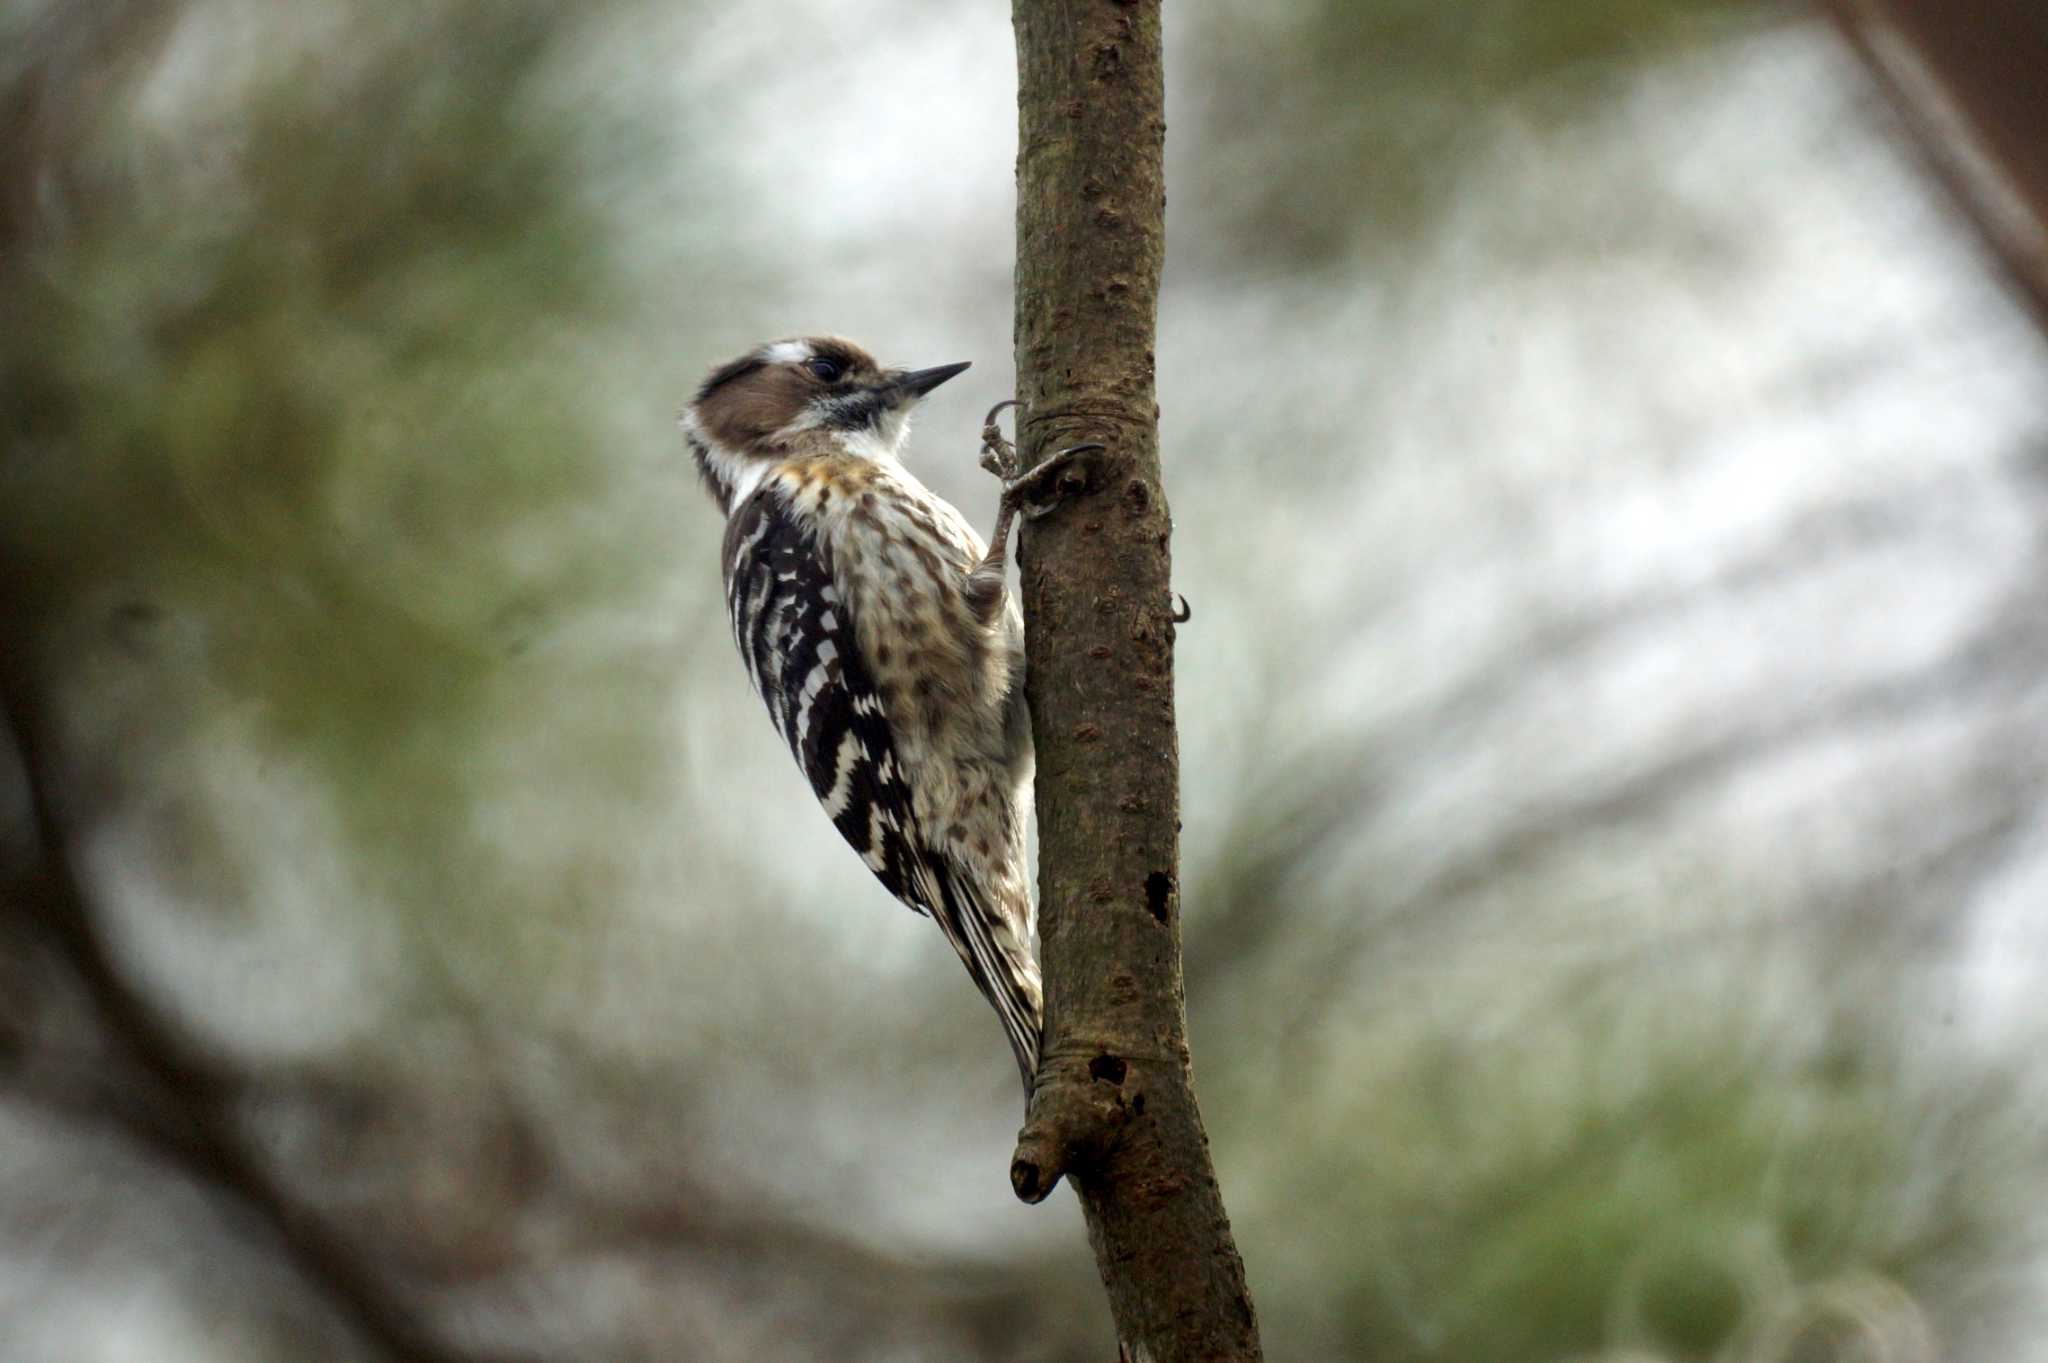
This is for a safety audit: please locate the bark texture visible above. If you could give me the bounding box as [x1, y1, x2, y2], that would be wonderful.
[1009, 2, 1263, 1358]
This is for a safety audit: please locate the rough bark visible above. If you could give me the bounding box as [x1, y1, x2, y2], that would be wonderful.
[1007, 2, 1264, 1359]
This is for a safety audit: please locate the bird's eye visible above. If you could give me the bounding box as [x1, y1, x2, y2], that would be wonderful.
[806, 357, 844, 383]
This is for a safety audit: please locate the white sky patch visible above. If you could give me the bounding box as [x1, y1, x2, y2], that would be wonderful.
[82, 736, 402, 1062]
[696, 6, 1013, 255]
[1958, 832, 2048, 1050]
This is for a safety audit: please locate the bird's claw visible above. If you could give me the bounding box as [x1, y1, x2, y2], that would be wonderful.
[980, 399, 1022, 479]
[1004, 441, 1104, 520]
[979, 400, 1101, 518]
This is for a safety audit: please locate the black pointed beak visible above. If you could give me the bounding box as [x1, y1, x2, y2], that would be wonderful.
[893, 361, 971, 399]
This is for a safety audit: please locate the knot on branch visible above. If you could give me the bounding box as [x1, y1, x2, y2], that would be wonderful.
[1009, 1047, 1144, 1203]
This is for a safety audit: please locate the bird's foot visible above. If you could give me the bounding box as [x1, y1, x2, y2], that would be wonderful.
[1003, 442, 1104, 521]
[979, 399, 1101, 520]
[980, 399, 1022, 480]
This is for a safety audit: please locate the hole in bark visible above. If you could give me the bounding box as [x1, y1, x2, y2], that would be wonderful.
[1089, 1054, 1127, 1086]
[1133, 1093, 1146, 1116]
[1145, 871, 1172, 922]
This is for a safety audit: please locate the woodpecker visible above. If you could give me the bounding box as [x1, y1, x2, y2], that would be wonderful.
[682, 335, 1083, 1092]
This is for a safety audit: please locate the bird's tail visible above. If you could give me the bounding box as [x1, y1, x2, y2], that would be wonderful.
[925, 865, 1043, 1094]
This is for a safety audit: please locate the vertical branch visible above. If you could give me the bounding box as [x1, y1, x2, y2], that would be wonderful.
[1008, 1, 1263, 1359]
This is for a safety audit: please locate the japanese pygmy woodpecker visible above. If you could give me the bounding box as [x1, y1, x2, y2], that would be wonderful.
[683, 335, 1087, 1092]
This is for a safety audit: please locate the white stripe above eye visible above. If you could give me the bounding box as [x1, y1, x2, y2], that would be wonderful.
[763, 340, 812, 365]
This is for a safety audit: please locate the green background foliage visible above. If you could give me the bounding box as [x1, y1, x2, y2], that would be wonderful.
[3, 1, 2045, 1360]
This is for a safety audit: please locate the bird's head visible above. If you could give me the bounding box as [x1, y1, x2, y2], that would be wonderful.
[682, 335, 969, 510]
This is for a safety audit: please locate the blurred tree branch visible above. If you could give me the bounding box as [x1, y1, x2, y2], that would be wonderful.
[0, 676, 507, 1363]
[1822, 0, 2048, 333]
[1007, 1, 1262, 1358]
[0, 0, 176, 248]
[1, 8, 493, 1350]
[1185, 456, 2048, 1040]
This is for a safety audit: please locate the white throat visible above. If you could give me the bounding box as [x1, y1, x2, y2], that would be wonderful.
[833, 410, 913, 466]
[683, 400, 918, 514]
[776, 402, 916, 467]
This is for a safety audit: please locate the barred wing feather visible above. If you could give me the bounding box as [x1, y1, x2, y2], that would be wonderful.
[721, 487, 1041, 1086]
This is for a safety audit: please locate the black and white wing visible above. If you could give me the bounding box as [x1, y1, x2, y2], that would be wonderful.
[723, 487, 921, 903]
[722, 485, 1042, 1086]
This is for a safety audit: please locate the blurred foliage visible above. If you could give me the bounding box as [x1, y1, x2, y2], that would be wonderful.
[1223, 993, 2024, 1362]
[2, 0, 2045, 1360]
[0, 0, 682, 992]
[2, 0, 631, 638]
[1185, 750, 2043, 1363]
[1188, 0, 1774, 268]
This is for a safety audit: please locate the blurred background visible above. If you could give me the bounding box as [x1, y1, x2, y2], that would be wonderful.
[3, 0, 2046, 1359]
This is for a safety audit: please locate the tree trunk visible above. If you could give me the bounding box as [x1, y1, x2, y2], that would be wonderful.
[1007, 2, 1264, 1359]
